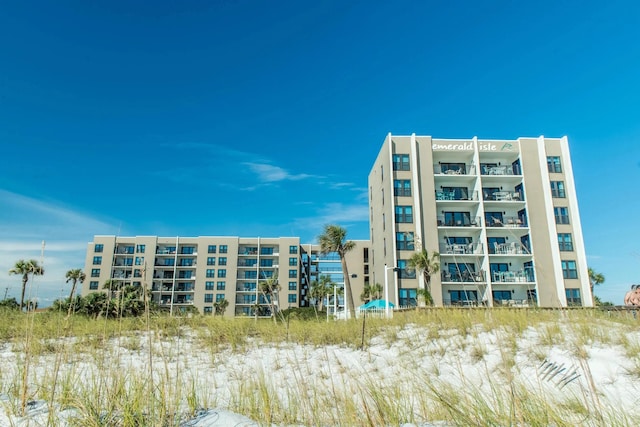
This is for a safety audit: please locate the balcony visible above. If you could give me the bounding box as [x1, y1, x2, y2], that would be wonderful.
[490, 242, 530, 255]
[492, 270, 535, 283]
[433, 164, 477, 175]
[480, 165, 520, 176]
[237, 283, 257, 292]
[435, 190, 479, 201]
[437, 216, 482, 227]
[441, 271, 485, 283]
[483, 191, 523, 201]
[486, 216, 527, 228]
[439, 243, 483, 255]
[156, 248, 176, 255]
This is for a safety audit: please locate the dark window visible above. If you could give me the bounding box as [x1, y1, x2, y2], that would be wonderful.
[207, 257, 216, 265]
[89, 281, 99, 290]
[288, 282, 297, 291]
[392, 154, 410, 171]
[442, 211, 472, 226]
[554, 207, 570, 224]
[208, 245, 216, 254]
[449, 290, 478, 304]
[219, 245, 228, 254]
[289, 257, 297, 266]
[547, 156, 562, 173]
[558, 233, 573, 251]
[91, 268, 100, 277]
[94, 244, 104, 253]
[566, 289, 581, 306]
[180, 246, 195, 254]
[550, 181, 566, 198]
[259, 259, 273, 267]
[288, 294, 297, 303]
[218, 269, 226, 278]
[92, 256, 102, 265]
[217, 281, 226, 290]
[398, 260, 415, 279]
[218, 257, 227, 266]
[492, 290, 511, 302]
[396, 232, 415, 250]
[206, 269, 215, 278]
[440, 163, 466, 174]
[204, 294, 214, 303]
[485, 212, 504, 227]
[289, 270, 297, 278]
[399, 288, 417, 307]
[487, 237, 506, 254]
[289, 245, 298, 254]
[216, 294, 225, 302]
[395, 206, 413, 223]
[136, 244, 145, 253]
[260, 247, 274, 255]
[562, 261, 578, 279]
[205, 281, 214, 290]
[393, 180, 412, 197]
[482, 187, 501, 200]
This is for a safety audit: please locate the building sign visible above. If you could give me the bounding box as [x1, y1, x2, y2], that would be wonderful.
[431, 142, 474, 151]
[431, 141, 518, 152]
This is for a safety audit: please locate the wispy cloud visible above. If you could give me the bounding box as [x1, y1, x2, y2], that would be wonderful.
[242, 162, 316, 183]
[291, 202, 369, 242]
[0, 189, 117, 305]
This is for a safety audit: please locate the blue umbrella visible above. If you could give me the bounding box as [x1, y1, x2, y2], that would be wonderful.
[359, 299, 395, 310]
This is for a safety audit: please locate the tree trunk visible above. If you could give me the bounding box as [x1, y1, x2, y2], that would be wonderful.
[340, 256, 356, 318]
[20, 276, 28, 311]
[67, 279, 77, 317]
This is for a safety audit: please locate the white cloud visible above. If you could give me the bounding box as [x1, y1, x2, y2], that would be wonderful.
[0, 189, 116, 306]
[243, 162, 315, 183]
[291, 202, 369, 242]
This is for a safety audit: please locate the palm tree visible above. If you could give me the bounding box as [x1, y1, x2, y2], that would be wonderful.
[588, 267, 605, 306]
[310, 274, 334, 311]
[65, 269, 86, 317]
[259, 276, 280, 323]
[213, 298, 229, 316]
[408, 249, 440, 306]
[318, 224, 356, 318]
[360, 282, 383, 303]
[9, 259, 44, 311]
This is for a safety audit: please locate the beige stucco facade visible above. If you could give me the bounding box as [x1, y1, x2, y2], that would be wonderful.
[83, 236, 371, 317]
[368, 134, 591, 308]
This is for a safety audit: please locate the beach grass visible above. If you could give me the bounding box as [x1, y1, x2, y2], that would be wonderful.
[0, 307, 638, 426]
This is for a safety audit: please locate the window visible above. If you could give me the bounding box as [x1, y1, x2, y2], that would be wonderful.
[289, 257, 297, 266]
[219, 245, 228, 254]
[205, 281, 214, 290]
[204, 294, 214, 303]
[123, 257, 134, 266]
[397, 260, 415, 279]
[216, 294, 225, 302]
[217, 281, 226, 290]
[395, 206, 413, 223]
[208, 245, 216, 254]
[136, 244, 145, 253]
[207, 257, 216, 265]
[442, 211, 472, 226]
[91, 268, 100, 277]
[288, 270, 297, 278]
[547, 156, 562, 173]
[180, 246, 195, 254]
[440, 186, 469, 201]
[440, 163, 466, 174]
[558, 233, 573, 251]
[178, 271, 192, 279]
[206, 269, 215, 278]
[449, 290, 478, 304]
[392, 154, 410, 171]
[92, 256, 102, 265]
[399, 289, 417, 307]
[94, 244, 104, 253]
[550, 181, 566, 198]
[396, 232, 415, 250]
[492, 290, 512, 303]
[135, 256, 144, 265]
[259, 259, 273, 267]
[393, 180, 411, 197]
[89, 281, 99, 290]
[566, 289, 581, 306]
[218, 257, 227, 266]
[245, 271, 257, 279]
[562, 261, 578, 279]
[485, 212, 503, 227]
[134, 269, 142, 278]
[288, 294, 297, 303]
[289, 245, 298, 254]
[554, 207, 570, 224]
[288, 282, 297, 291]
[218, 269, 226, 278]
[261, 247, 274, 255]
[203, 307, 213, 314]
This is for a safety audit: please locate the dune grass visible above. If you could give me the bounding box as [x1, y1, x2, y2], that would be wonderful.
[0, 307, 638, 426]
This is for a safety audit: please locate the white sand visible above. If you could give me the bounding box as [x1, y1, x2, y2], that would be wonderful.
[1, 320, 639, 426]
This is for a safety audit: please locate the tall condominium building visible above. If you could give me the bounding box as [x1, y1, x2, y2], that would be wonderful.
[368, 134, 591, 308]
[82, 236, 370, 316]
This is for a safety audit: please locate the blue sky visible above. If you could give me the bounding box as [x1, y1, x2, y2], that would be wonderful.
[1, 1, 639, 305]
